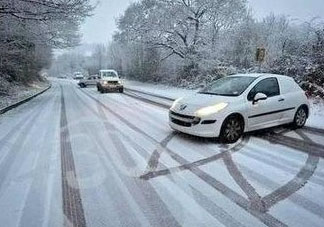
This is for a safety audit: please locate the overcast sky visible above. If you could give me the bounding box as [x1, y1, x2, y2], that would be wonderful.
[80, 0, 324, 44]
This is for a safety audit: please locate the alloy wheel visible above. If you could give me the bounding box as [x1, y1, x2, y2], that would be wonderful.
[224, 118, 242, 142]
[295, 108, 307, 127]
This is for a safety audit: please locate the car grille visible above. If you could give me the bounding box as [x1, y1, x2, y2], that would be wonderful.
[170, 111, 195, 119]
[169, 111, 200, 127]
[108, 81, 119, 85]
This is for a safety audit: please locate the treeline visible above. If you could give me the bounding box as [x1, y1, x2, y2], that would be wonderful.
[0, 0, 94, 83]
[109, 0, 323, 90]
[49, 0, 324, 95]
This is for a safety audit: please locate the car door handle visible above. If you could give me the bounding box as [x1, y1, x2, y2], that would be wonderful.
[278, 98, 285, 102]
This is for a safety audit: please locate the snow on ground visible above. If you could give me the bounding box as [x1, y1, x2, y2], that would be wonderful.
[125, 80, 324, 130]
[307, 98, 324, 129]
[0, 77, 50, 110]
[124, 80, 196, 99]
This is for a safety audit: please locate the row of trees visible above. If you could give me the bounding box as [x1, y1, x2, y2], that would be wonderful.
[108, 0, 323, 89]
[49, 0, 323, 94]
[0, 0, 94, 83]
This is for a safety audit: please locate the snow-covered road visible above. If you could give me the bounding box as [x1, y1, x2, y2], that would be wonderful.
[0, 79, 324, 227]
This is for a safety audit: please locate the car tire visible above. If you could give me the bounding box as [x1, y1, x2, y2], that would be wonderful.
[80, 83, 85, 88]
[119, 88, 124, 93]
[219, 115, 244, 144]
[292, 106, 307, 129]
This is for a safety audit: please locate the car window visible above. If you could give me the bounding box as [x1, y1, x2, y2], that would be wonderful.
[101, 71, 118, 77]
[248, 78, 280, 101]
[199, 76, 257, 96]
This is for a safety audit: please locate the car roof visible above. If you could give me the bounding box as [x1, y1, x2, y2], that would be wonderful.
[100, 69, 117, 73]
[229, 73, 292, 80]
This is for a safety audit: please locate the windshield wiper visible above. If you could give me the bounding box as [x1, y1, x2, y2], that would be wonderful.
[198, 91, 239, 97]
[198, 91, 220, 95]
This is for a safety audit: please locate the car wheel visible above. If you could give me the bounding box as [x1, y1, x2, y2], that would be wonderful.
[292, 106, 307, 128]
[119, 88, 124, 93]
[220, 115, 244, 144]
[80, 83, 85, 88]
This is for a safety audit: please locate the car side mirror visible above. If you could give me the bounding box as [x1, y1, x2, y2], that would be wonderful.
[253, 93, 267, 104]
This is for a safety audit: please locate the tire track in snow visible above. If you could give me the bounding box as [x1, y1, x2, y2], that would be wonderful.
[261, 131, 320, 211]
[122, 86, 324, 224]
[0, 88, 52, 194]
[258, 131, 324, 159]
[18, 87, 60, 227]
[60, 85, 86, 227]
[141, 136, 249, 180]
[222, 151, 265, 212]
[73, 87, 156, 163]
[79, 88, 286, 227]
[0, 87, 54, 156]
[74, 87, 181, 226]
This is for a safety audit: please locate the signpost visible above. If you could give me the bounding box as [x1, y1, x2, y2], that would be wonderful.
[256, 47, 266, 72]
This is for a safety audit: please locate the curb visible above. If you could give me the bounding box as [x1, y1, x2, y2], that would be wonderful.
[0, 84, 52, 115]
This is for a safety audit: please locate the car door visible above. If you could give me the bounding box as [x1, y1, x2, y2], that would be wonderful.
[246, 77, 285, 131]
[89, 77, 96, 85]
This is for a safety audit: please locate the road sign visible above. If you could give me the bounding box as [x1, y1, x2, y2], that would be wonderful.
[256, 47, 266, 63]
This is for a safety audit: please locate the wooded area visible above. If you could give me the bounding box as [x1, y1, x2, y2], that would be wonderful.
[51, 0, 323, 96]
[0, 0, 93, 84]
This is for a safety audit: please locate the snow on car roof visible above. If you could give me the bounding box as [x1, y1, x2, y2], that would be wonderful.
[229, 73, 291, 79]
[100, 69, 117, 73]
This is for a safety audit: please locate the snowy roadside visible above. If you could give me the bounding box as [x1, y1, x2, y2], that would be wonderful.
[0, 77, 50, 110]
[124, 80, 196, 99]
[308, 99, 324, 129]
[124, 79, 324, 130]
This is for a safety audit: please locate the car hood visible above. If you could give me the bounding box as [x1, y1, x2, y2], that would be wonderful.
[172, 93, 239, 115]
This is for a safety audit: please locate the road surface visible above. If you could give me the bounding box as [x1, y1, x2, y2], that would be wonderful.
[0, 79, 324, 227]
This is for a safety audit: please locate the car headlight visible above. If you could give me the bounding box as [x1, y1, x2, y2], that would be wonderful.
[102, 81, 108, 85]
[171, 98, 183, 109]
[195, 103, 228, 117]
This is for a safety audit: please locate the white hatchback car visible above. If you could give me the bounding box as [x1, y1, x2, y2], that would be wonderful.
[169, 74, 309, 143]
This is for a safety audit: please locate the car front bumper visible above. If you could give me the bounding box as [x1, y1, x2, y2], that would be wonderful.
[168, 110, 223, 138]
[100, 84, 123, 90]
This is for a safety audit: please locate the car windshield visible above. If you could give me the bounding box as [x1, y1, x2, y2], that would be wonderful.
[101, 71, 117, 77]
[199, 76, 256, 96]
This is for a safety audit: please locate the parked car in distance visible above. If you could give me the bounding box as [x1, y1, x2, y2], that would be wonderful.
[169, 74, 309, 143]
[58, 75, 67, 79]
[78, 75, 100, 88]
[97, 70, 124, 93]
[73, 72, 84, 80]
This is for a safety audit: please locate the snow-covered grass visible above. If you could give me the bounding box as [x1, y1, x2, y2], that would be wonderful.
[307, 98, 324, 129]
[0, 77, 49, 110]
[124, 80, 196, 99]
[125, 79, 324, 130]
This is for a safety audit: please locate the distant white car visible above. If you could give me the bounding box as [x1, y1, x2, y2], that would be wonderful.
[73, 73, 84, 80]
[169, 74, 309, 143]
